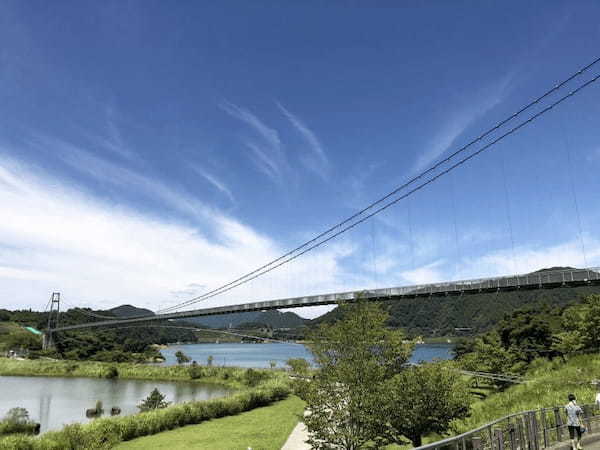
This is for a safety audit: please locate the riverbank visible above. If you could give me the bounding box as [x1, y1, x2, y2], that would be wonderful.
[0, 357, 285, 390]
[0, 358, 291, 449]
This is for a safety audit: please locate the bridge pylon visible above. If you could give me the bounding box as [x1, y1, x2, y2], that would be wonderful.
[43, 293, 61, 350]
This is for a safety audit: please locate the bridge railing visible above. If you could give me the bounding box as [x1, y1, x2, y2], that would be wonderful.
[415, 403, 600, 450]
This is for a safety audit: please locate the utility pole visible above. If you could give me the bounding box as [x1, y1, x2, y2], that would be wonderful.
[43, 293, 61, 350]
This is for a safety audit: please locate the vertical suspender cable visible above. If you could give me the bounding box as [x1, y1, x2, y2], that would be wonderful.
[449, 172, 461, 280]
[407, 198, 415, 271]
[500, 151, 518, 274]
[371, 219, 378, 287]
[563, 121, 588, 268]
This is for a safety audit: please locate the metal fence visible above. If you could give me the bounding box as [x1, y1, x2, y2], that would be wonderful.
[416, 404, 600, 450]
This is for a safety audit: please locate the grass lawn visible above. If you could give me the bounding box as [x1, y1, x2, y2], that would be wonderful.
[116, 395, 305, 450]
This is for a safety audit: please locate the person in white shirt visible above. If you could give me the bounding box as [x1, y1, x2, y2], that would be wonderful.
[566, 394, 584, 450]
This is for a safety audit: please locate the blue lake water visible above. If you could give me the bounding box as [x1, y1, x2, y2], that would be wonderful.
[161, 342, 454, 368]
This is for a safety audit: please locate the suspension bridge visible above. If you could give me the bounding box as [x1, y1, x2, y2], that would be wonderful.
[40, 56, 600, 347]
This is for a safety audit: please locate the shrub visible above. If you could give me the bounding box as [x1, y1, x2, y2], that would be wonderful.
[174, 351, 191, 365]
[188, 362, 203, 379]
[0, 382, 291, 449]
[0, 408, 39, 437]
[138, 389, 170, 412]
[243, 368, 269, 387]
[105, 366, 119, 379]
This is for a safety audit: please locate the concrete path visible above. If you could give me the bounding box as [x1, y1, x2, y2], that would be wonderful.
[281, 410, 310, 450]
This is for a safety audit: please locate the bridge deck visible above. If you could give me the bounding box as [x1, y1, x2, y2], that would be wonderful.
[53, 267, 600, 332]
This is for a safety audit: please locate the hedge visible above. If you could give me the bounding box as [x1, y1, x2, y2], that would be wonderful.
[0, 380, 290, 450]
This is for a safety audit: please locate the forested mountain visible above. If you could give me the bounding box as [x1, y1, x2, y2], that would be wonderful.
[189, 310, 307, 329]
[109, 305, 154, 318]
[312, 283, 600, 337]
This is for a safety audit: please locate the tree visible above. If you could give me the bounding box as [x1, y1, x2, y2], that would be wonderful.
[286, 358, 310, 376]
[574, 295, 600, 350]
[303, 299, 413, 450]
[458, 332, 517, 375]
[175, 350, 191, 364]
[3, 407, 30, 424]
[138, 388, 170, 412]
[496, 309, 555, 362]
[382, 362, 470, 447]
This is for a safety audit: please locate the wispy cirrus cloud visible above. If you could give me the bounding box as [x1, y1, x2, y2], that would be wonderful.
[190, 165, 235, 204]
[412, 74, 514, 173]
[277, 102, 329, 179]
[26, 133, 213, 222]
[0, 149, 352, 317]
[220, 101, 286, 183]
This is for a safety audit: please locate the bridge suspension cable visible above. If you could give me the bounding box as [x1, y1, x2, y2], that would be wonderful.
[158, 57, 600, 315]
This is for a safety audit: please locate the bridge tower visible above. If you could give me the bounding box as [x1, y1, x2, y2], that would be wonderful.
[43, 292, 61, 350]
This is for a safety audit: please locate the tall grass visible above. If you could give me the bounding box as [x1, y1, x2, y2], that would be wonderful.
[452, 354, 600, 433]
[0, 357, 285, 389]
[0, 380, 291, 449]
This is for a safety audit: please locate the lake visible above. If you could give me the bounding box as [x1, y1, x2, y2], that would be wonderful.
[0, 376, 233, 433]
[160, 342, 455, 368]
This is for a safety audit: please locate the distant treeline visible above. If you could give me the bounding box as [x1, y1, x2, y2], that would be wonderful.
[314, 284, 600, 337]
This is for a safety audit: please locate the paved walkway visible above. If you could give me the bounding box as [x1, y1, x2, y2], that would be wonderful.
[281, 411, 310, 450]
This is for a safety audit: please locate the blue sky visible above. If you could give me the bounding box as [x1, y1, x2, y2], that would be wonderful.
[1, 1, 600, 315]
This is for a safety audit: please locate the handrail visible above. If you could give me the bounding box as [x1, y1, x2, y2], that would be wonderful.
[416, 403, 600, 450]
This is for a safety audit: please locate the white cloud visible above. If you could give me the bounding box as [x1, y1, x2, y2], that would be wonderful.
[401, 260, 446, 285]
[412, 74, 513, 173]
[220, 101, 286, 182]
[397, 235, 600, 287]
[220, 101, 281, 150]
[190, 166, 235, 204]
[244, 140, 282, 182]
[0, 153, 351, 318]
[277, 102, 329, 179]
[27, 134, 214, 222]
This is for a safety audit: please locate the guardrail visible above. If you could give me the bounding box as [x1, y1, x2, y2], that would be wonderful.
[416, 404, 600, 450]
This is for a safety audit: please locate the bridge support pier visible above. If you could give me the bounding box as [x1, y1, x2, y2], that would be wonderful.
[43, 292, 60, 351]
[42, 333, 54, 351]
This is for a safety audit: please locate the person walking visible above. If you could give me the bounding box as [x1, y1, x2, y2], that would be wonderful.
[566, 393, 584, 450]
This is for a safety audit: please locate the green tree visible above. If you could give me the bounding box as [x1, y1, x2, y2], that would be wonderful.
[497, 309, 555, 362]
[286, 357, 310, 376]
[383, 362, 470, 447]
[575, 294, 600, 350]
[138, 388, 170, 412]
[304, 299, 413, 450]
[175, 350, 191, 364]
[458, 332, 517, 375]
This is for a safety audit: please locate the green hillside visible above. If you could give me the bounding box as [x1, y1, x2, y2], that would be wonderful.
[190, 309, 307, 329]
[313, 285, 600, 337]
[453, 354, 600, 433]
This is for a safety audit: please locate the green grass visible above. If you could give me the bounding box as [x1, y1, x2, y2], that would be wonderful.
[0, 357, 285, 390]
[452, 354, 600, 433]
[115, 396, 305, 450]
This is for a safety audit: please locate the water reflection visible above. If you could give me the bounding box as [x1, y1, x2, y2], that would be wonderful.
[0, 376, 233, 433]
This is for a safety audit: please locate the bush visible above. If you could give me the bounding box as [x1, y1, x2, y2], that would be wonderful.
[0, 408, 39, 437]
[105, 366, 119, 379]
[243, 368, 269, 387]
[188, 362, 203, 379]
[138, 389, 170, 412]
[0, 382, 291, 449]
